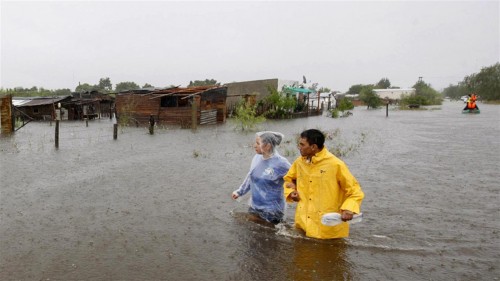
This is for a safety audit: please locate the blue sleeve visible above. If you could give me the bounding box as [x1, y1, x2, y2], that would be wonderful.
[235, 155, 259, 196]
[236, 172, 252, 196]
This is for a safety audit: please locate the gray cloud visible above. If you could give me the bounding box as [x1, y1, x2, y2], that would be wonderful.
[1, 1, 498, 92]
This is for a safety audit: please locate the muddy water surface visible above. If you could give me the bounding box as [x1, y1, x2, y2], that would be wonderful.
[1, 100, 499, 280]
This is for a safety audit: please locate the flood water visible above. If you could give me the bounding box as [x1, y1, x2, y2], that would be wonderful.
[1, 100, 499, 281]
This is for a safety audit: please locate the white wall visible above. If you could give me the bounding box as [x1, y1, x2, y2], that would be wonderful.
[373, 88, 415, 100]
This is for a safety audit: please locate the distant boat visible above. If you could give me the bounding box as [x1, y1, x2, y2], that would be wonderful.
[462, 108, 480, 114]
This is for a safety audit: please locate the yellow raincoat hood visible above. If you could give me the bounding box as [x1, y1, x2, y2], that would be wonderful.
[284, 147, 364, 239]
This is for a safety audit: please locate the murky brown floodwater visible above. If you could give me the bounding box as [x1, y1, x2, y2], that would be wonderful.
[1, 100, 499, 280]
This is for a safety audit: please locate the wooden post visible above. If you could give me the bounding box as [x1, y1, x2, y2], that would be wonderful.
[113, 124, 118, 140]
[191, 96, 198, 131]
[386, 103, 389, 117]
[86, 119, 89, 127]
[55, 103, 61, 148]
[55, 120, 59, 148]
[149, 114, 155, 135]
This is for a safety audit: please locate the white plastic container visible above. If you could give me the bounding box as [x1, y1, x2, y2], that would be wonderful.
[321, 212, 363, 226]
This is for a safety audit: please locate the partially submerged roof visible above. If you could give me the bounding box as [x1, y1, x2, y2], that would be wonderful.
[117, 85, 227, 97]
[13, 96, 71, 107]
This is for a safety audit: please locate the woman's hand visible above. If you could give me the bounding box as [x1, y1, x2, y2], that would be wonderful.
[231, 191, 239, 200]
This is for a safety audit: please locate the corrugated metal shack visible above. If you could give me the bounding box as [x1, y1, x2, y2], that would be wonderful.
[68, 91, 115, 120]
[13, 96, 73, 121]
[115, 85, 227, 126]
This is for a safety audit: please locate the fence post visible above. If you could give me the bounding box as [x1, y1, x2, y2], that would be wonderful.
[149, 114, 155, 135]
[386, 103, 389, 117]
[113, 124, 118, 140]
[55, 103, 61, 148]
[191, 96, 198, 131]
[55, 120, 59, 148]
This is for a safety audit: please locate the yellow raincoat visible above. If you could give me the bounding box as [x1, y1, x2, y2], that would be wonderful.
[284, 147, 364, 239]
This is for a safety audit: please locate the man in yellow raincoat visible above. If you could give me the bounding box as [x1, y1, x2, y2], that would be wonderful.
[284, 129, 364, 239]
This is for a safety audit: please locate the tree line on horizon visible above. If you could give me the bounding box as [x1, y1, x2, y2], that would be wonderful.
[442, 62, 500, 101]
[0, 78, 219, 97]
[345, 77, 442, 108]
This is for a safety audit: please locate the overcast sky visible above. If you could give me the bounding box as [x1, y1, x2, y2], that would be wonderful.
[1, 0, 499, 92]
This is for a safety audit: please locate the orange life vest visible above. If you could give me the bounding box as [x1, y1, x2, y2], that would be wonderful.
[467, 100, 476, 109]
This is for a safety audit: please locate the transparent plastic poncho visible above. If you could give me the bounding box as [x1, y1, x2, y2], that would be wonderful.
[234, 132, 291, 223]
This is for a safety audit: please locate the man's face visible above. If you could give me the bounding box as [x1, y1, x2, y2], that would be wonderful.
[298, 137, 316, 157]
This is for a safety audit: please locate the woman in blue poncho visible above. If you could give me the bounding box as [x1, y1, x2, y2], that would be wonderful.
[232, 131, 291, 224]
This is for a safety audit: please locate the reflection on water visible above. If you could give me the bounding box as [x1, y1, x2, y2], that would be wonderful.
[1, 100, 499, 280]
[289, 239, 352, 281]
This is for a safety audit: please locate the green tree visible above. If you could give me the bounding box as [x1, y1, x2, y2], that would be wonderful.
[464, 63, 500, 101]
[346, 84, 365, 95]
[188, 79, 218, 87]
[337, 98, 354, 111]
[359, 85, 382, 109]
[75, 83, 95, 92]
[375, 78, 391, 89]
[231, 100, 266, 131]
[318, 87, 331, 93]
[413, 80, 442, 105]
[97, 77, 112, 92]
[443, 83, 468, 100]
[264, 86, 296, 118]
[115, 82, 140, 92]
[54, 88, 72, 96]
[142, 83, 153, 88]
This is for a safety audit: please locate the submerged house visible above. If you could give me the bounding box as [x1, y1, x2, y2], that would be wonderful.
[115, 85, 227, 126]
[225, 78, 298, 110]
[68, 90, 115, 120]
[13, 96, 73, 121]
[12, 92, 114, 121]
[373, 88, 416, 103]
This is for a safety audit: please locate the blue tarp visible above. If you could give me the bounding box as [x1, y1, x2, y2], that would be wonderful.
[283, 87, 315, 94]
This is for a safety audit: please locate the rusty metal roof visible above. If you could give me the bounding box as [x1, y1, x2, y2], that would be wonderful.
[118, 85, 227, 96]
[13, 96, 71, 107]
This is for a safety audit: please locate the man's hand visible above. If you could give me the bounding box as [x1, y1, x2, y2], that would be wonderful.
[285, 182, 300, 202]
[341, 210, 354, 221]
[289, 190, 300, 202]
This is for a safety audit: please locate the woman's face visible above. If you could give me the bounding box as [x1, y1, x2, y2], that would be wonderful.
[254, 136, 269, 155]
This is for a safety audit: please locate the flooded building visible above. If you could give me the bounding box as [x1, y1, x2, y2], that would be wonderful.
[13, 96, 73, 121]
[115, 85, 227, 126]
[68, 90, 115, 120]
[225, 78, 298, 111]
[373, 88, 416, 103]
[12, 92, 114, 122]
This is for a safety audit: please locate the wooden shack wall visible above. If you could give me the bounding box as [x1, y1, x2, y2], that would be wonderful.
[116, 94, 161, 123]
[200, 89, 227, 123]
[1, 95, 13, 134]
[158, 107, 194, 126]
[116, 90, 227, 126]
[19, 105, 54, 120]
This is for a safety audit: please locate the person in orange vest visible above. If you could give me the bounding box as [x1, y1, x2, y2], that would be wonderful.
[463, 93, 479, 110]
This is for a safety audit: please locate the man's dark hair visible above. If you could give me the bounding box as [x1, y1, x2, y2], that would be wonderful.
[300, 129, 325, 149]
